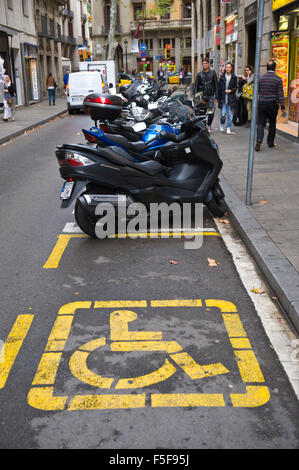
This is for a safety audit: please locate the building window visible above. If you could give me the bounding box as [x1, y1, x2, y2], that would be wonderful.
[134, 4, 143, 20]
[22, 0, 29, 16]
[185, 37, 192, 48]
[7, 0, 13, 9]
[49, 19, 55, 38]
[207, 0, 212, 30]
[182, 2, 191, 19]
[144, 39, 153, 50]
[41, 15, 47, 35]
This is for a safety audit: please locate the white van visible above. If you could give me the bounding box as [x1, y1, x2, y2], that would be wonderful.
[66, 71, 107, 114]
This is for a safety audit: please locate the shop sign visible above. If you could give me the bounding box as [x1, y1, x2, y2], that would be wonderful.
[270, 33, 289, 96]
[245, 1, 257, 24]
[30, 59, 39, 101]
[225, 17, 238, 44]
[272, 0, 297, 11]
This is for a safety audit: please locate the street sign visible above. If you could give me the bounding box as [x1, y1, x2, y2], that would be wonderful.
[140, 51, 147, 58]
[140, 43, 147, 51]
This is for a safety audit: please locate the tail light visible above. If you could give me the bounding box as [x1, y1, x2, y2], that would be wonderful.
[83, 131, 99, 143]
[56, 150, 94, 167]
[99, 123, 108, 133]
[84, 96, 113, 105]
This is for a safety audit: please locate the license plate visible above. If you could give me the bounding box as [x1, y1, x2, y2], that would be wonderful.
[72, 96, 84, 102]
[60, 181, 74, 200]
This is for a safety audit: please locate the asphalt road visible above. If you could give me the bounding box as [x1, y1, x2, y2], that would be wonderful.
[0, 113, 298, 450]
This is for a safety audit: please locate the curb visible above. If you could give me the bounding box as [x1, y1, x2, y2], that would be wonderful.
[220, 175, 299, 335]
[0, 108, 67, 146]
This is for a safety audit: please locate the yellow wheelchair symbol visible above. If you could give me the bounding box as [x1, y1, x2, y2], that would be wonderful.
[69, 310, 230, 390]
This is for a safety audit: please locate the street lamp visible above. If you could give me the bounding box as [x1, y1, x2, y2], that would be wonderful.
[124, 39, 128, 72]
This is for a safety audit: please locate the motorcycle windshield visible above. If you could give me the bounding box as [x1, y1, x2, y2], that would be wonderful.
[159, 99, 193, 123]
[124, 80, 143, 100]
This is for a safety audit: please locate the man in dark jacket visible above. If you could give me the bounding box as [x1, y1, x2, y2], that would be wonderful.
[218, 62, 237, 134]
[194, 58, 218, 132]
[255, 61, 286, 151]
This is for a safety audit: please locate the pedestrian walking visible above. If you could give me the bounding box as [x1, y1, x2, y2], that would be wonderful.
[218, 61, 237, 135]
[46, 72, 56, 105]
[194, 58, 219, 132]
[3, 75, 16, 122]
[255, 61, 286, 151]
[179, 68, 184, 86]
[241, 65, 254, 127]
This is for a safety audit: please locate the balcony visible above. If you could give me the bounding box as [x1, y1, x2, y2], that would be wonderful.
[66, 36, 77, 45]
[130, 18, 191, 32]
[61, 9, 74, 18]
[101, 25, 123, 35]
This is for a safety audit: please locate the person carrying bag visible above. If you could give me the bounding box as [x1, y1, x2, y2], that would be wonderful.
[3, 75, 16, 122]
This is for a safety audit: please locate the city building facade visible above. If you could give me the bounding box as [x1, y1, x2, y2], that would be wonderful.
[0, 0, 39, 106]
[192, 0, 299, 124]
[91, 0, 192, 76]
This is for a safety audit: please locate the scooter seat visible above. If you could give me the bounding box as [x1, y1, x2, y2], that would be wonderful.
[105, 133, 147, 153]
[128, 141, 147, 152]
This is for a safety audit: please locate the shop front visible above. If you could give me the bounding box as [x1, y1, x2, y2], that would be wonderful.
[225, 14, 238, 71]
[272, 0, 299, 125]
[21, 43, 40, 104]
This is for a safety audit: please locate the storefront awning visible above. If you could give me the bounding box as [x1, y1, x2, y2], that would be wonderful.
[0, 25, 18, 36]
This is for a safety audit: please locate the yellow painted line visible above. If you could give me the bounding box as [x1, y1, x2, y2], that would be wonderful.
[45, 315, 74, 352]
[230, 338, 252, 349]
[230, 386, 270, 407]
[78, 337, 106, 352]
[43, 231, 220, 269]
[205, 299, 238, 312]
[0, 314, 34, 389]
[43, 234, 87, 269]
[170, 352, 229, 379]
[234, 350, 265, 383]
[222, 314, 247, 338]
[94, 300, 147, 309]
[111, 340, 182, 354]
[68, 393, 146, 410]
[32, 353, 62, 386]
[115, 359, 176, 389]
[27, 386, 67, 411]
[69, 350, 114, 389]
[58, 301, 92, 315]
[151, 299, 202, 307]
[151, 393, 225, 407]
[110, 310, 162, 341]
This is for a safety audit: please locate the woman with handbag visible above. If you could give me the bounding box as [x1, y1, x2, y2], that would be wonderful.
[3, 75, 16, 122]
[241, 65, 254, 127]
[46, 72, 56, 105]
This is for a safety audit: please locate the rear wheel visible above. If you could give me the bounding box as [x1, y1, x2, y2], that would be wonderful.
[74, 196, 96, 237]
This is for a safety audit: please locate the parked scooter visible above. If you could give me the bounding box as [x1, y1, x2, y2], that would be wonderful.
[56, 114, 226, 238]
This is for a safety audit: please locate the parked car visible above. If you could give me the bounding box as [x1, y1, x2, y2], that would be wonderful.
[66, 71, 108, 114]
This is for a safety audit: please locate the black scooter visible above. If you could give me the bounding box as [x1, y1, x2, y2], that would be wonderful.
[56, 116, 226, 237]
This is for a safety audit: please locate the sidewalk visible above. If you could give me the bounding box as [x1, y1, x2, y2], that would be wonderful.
[212, 115, 299, 333]
[0, 97, 67, 145]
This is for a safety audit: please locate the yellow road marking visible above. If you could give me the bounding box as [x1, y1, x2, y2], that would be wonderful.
[151, 393, 225, 407]
[170, 352, 229, 379]
[68, 393, 146, 410]
[43, 231, 220, 269]
[110, 310, 162, 341]
[27, 299, 270, 410]
[115, 359, 177, 389]
[0, 314, 34, 389]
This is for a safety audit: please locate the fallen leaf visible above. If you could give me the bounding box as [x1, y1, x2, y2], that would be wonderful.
[251, 287, 265, 294]
[218, 218, 230, 224]
[207, 257, 219, 267]
[258, 200, 269, 205]
[74, 292, 80, 295]
[169, 260, 178, 264]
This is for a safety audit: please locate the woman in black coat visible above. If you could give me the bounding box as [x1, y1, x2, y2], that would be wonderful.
[218, 62, 237, 134]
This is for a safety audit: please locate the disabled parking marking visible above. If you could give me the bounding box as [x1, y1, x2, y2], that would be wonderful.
[27, 299, 270, 410]
[43, 226, 221, 269]
[0, 314, 34, 389]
